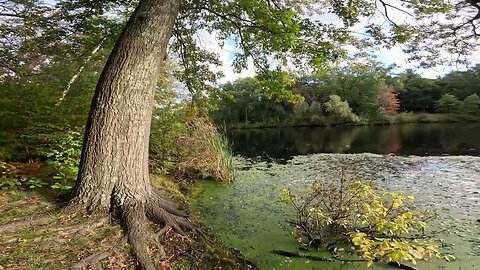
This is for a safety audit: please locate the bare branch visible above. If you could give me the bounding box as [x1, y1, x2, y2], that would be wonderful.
[56, 37, 107, 105]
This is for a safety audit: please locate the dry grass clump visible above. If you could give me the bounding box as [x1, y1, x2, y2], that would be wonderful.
[150, 114, 234, 183]
[173, 118, 234, 182]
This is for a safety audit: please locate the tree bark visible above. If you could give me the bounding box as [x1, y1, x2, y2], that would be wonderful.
[71, 0, 179, 211]
[68, 1, 188, 269]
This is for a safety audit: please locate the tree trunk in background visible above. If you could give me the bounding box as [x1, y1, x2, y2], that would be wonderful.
[68, 1, 188, 269]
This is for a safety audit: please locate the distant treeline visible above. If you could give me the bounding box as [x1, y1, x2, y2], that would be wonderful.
[210, 63, 480, 128]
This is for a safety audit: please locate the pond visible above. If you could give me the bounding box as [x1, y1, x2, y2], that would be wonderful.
[226, 123, 480, 161]
[191, 123, 480, 270]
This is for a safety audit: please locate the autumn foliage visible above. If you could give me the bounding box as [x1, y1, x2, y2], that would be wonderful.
[379, 87, 400, 115]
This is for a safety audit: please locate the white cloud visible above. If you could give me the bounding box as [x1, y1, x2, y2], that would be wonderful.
[346, 1, 480, 78]
[195, 30, 256, 83]
[191, 2, 478, 83]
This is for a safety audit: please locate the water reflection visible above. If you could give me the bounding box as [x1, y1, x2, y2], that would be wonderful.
[227, 123, 480, 160]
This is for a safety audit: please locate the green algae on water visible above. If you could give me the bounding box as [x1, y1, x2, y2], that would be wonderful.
[191, 154, 480, 270]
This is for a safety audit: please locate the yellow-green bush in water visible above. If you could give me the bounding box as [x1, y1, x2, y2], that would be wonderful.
[279, 179, 454, 268]
[150, 106, 234, 182]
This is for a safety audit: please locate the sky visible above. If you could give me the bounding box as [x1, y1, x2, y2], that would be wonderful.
[198, 31, 453, 83]
[40, 0, 478, 83]
[197, 3, 479, 83]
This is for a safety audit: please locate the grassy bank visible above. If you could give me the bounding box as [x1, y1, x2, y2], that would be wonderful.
[225, 113, 480, 129]
[0, 116, 244, 269]
[0, 168, 254, 270]
[382, 112, 479, 124]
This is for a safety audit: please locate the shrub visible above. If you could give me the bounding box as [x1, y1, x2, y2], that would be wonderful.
[279, 177, 453, 268]
[435, 94, 462, 113]
[461, 94, 480, 115]
[18, 126, 81, 174]
[291, 102, 311, 125]
[324, 95, 363, 124]
[309, 101, 323, 116]
[1, 126, 83, 191]
[0, 162, 22, 191]
[150, 107, 234, 182]
[0, 162, 48, 192]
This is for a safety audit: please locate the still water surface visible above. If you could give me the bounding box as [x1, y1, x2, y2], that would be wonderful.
[227, 123, 480, 160]
[192, 123, 480, 270]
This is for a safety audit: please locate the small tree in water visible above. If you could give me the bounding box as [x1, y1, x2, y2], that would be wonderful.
[279, 177, 455, 268]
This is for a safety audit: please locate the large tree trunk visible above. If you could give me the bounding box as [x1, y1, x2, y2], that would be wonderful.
[72, 0, 178, 210]
[68, 1, 188, 269]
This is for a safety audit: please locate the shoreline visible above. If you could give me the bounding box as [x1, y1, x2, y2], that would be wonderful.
[223, 113, 480, 130]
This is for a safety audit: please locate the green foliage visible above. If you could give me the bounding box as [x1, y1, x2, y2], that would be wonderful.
[0, 0, 121, 82]
[324, 95, 364, 124]
[0, 162, 47, 192]
[398, 65, 480, 113]
[212, 62, 455, 128]
[435, 94, 462, 114]
[397, 71, 441, 113]
[312, 62, 391, 117]
[0, 162, 22, 191]
[256, 69, 304, 103]
[50, 173, 73, 192]
[2, 0, 479, 109]
[0, 126, 82, 192]
[210, 76, 297, 126]
[279, 178, 452, 268]
[22, 127, 82, 180]
[211, 63, 479, 129]
[0, 57, 101, 130]
[286, 99, 338, 127]
[0, 83, 57, 130]
[438, 65, 480, 100]
[25, 178, 48, 189]
[461, 94, 480, 115]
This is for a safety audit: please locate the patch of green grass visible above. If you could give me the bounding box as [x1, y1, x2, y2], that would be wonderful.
[151, 174, 187, 201]
[0, 192, 54, 224]
[68, 238, 89, 248]
[394, 112, 479, 124]
[0, 191, 135, 270]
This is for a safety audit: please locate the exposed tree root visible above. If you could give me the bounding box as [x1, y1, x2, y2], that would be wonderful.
[70, 235, 129, 270]
[0, 215, 51, 234]
[155, 225, 171, 238]
[56, 217, 108, 239]
[71, 251, 112, 270]
[66, 185, 258, 270]
[122, 189, 196, 270]
[68, 188, 196, 270]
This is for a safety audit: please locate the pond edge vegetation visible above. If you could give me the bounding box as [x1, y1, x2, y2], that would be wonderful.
[277, 175, 456, 269]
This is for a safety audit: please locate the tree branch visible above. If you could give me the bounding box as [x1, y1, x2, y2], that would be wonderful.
[0, 12, 24, 18]
[56, 36, 106, 105]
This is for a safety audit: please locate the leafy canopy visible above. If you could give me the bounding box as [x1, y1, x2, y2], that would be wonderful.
[1, 0, 479, 95]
